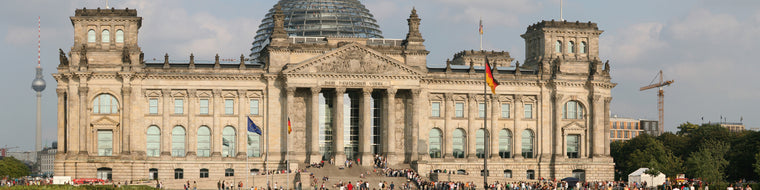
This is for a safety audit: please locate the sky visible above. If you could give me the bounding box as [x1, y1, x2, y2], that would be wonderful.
[1, 0, 758, 151]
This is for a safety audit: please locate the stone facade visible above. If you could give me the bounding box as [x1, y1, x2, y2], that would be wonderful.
[54, 7, 615, 182]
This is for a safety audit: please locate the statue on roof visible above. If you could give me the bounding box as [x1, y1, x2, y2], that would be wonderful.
[58, 49, 69, 66]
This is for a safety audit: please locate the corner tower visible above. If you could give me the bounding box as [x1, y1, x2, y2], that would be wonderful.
[68, 8, 142, 71]
[521, 20, 603, 76]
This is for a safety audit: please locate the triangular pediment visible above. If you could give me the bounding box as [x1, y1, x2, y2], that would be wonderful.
[92, 116, 119, 126]
[562, 121, 586, 131]
[283, 43, 422, 76]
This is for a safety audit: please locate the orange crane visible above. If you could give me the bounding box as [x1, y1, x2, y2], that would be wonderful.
[640, 70, 674, 134]
[1, 146, 20, 157]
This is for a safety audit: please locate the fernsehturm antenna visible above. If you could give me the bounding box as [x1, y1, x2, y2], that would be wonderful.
[32, 16, 46, 152]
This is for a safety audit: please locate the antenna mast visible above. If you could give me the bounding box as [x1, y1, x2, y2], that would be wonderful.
[106, 0, 110, 9]
[560, 0, 564, 21]
[37, 16, 41, 68]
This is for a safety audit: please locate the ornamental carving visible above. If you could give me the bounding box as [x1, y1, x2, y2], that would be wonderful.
[316, 49, 401, 74]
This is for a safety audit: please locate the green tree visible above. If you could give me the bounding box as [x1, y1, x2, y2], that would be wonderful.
[0, 157, 30, 178]
[725, 130, 760, 181]
[677, 122, 700, 135]
[611, 134, 683, 180]
[686, 140, 730, 183]
[754, 152, 760, 179]
[657, 132, 690, 159]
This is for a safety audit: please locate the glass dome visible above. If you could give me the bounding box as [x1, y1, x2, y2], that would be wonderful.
[250, 0, 384, 61]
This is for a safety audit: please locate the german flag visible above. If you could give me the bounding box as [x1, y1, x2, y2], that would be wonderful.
[287, 117, 292, 134]
[485, 58, 499, 94]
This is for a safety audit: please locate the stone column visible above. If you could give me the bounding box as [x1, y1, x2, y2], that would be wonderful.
[187, 89, 197, 157]
[77, 76, 89, 155]
[361, 88, 373, 166]
[334, 87, 346, 163]
[385, 88, 397, 160]
[513, 95, 523, 159]
[310, 87, 322, 163]
[603, 97, 612, 155]
[120, 86, 131, 154]
[553, 94, 564, 158]
[238, 89, 248, 158]
[211, 89, 222, 157]
[56, 88, 66, 153]
[466, 93, 476, 159]
[411, 89, 422, 161]
[490, 95, 499, 158]
[161, 89, 171, 157]
[286, 87, 296, 157]
[443, 93, 453, 159]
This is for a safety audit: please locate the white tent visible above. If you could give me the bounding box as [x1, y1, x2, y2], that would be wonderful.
[628, 168, 666, 187]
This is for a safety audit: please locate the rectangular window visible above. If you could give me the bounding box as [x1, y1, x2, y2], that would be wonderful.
[200, 170, 209, 178]
[199, 99, 209, 115]
[225, 99, 234, 115]
[624, 131, 629, 138]
[149, 98, 158, 114]
[250, 99, 260, 115]
[524, 104, 533, 119]
[610, 131, 614, 138]
[613, 122, 617, 129]
[501, 103, 510, 118]
[478, 103, 486, 118]
[455, 103, 464, 118]
[635, 123, 639, 129]
[97, 130, 113, 156]
[617, 131, 622, 138]
[431, 102, 441, 117]
[567, 134, 580, 158]
[174, 99, 184, 114]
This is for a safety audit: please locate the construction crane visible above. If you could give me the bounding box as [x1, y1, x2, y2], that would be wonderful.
[1, 146, 20, 157]
[640, 70, 674, 134]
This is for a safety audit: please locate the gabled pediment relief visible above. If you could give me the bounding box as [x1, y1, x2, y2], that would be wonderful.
[283, 43, 423, 76]
[196, 90, 212, 98]
[453, 94, 467, 101]
[475, 95, 487, 102]
[91, 116, 119, 126]
[429, 93, 444, 101]
[144, 89, 162, 97]
[222, 91, 237, 98]
[499, 95, 514, 103]
[171, 90, 187, 97]
[246, 90, 264, 98]
[562, 121, 586, 133]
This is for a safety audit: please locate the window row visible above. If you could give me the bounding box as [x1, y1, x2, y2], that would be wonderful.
[148, 98, 260, 116]
[96, 168, 243, 181]
[427, 128, 583, 159]
[95, 125, 262, 158]
[87, 29, 125, 43]
[555, 40, 587, 54]
[611, 121, 639, 129]
[610, 130, 640, 139]
[430, 102, 533, 119]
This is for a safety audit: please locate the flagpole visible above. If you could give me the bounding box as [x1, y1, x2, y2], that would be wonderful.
[483, 57, 489, 189]
[287, 122, 290, 190]
[480, 17, 483, 51]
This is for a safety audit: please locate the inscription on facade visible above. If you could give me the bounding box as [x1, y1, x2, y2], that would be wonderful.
[321, 81, 389, 87]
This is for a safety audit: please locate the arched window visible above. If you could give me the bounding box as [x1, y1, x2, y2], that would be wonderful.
[568, 41, 575, 53]
[97, 167, 112, 180]
[580, 41, 587, 53]
[146, 126, 160, 157]
[87, 29, 96, 43]
[174, 168, 184, 179]
[225, 168, 235, 177]
[93, 94, 118, 114]
[452, 129, 466, 158]
[115, 30, 124, 43]
[563, 101, 584, 119]
[476, 129, 487, 158]
[101, 29, 110, 43]
[197, 126, 211, 157]
[555, 40, 562, 53]
[149, 168, 158, 180]
[521, 129, 534, 158]
[499, 129, 511, 158]
[171, 126, 186, 157]
[429, 128, 442, 158]
[222, 126, 236, 157]
[248, 131, 261, 157]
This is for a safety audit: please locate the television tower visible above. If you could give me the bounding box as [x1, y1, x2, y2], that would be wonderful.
[31, 16, 46, 152]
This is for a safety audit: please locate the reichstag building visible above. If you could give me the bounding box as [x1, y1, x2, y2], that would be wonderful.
[53, 0, 615, 182]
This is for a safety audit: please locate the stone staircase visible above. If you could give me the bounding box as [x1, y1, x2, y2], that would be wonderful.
[152, 164, 419, 190]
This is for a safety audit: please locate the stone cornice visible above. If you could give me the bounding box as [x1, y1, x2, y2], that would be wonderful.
[587, 81, 617, 89]
[552, 80, 587, 88]
[142, 73, 262, 81]
[283, 73, 421, 80]
[424, 78, 539, 87]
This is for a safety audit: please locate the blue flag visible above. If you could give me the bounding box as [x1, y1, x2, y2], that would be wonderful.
[247, 116, 262, 135]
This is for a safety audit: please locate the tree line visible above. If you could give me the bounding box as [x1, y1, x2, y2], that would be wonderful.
[612, 122, 760, 183]
[0, 156, 30, 179]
